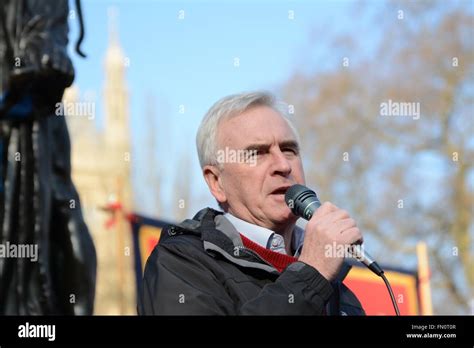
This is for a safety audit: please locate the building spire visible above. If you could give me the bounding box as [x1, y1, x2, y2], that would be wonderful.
[107, 6, 120, 45]
[103, 6, 129, 149]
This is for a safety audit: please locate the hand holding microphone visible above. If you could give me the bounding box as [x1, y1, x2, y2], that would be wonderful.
[285, 184, 400, 315]
[285, 184, 383, 278]
[296, 200, 363, 281]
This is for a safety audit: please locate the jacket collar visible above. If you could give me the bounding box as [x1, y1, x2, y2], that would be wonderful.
[161, 207, 279, 273]
[161, 207, 352, 280]
[224, 212, 305, 256]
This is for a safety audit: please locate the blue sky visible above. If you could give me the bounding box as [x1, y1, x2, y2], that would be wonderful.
[66, 0, 470, 220]
[67, 0, 363, 218]
[64, 0, 473, 313]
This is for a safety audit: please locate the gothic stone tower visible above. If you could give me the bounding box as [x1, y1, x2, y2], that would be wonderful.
[66, 10, 136, 315]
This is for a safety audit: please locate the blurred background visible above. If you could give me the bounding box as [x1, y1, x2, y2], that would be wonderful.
[63, 0, 473, 315]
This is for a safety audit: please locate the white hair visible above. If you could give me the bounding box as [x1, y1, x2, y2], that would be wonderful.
[196, 91, 300, 169]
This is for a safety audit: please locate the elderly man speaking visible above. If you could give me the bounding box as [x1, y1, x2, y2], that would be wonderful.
[138, 91, 365, 315]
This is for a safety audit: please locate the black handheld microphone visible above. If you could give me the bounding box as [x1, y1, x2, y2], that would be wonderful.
[284, 184, 400, 315]
[284, 184, 383, 276]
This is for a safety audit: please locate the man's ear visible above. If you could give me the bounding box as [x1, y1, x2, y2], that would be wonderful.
[203, 165, 227, 205]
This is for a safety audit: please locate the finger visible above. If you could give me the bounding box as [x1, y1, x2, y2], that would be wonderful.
[319, 202, 339, 213]
[312, 202, 338, 219]
[336, 218, 356, 232]
[324, 209, 351, 223]
[340, 227, 363, 245]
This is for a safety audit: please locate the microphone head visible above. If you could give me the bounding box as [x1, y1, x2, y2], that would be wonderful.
[285, 184, 320, 220]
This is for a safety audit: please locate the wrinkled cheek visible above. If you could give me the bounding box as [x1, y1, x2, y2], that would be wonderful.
[281, 205, 293, 217]
[269, 198, 292, 215]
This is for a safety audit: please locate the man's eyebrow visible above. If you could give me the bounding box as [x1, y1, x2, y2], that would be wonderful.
[243, 140, 299, 151]
[279, 140, 300, 150]
[243, 143, 270, 152]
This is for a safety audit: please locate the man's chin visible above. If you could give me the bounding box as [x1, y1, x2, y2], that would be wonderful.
[267, 207, 297, 226]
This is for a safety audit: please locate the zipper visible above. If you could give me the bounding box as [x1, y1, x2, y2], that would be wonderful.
[234, 245, 275, 269]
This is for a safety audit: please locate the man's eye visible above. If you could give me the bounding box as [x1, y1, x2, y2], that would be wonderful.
[245, 150, 259, 159]
[283, 148, 297, 154]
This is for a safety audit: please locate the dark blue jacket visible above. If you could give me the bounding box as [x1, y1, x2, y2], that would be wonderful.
[138, 208, 365, 315]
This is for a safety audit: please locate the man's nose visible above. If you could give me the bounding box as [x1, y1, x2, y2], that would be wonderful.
[271, 149, 292, 176]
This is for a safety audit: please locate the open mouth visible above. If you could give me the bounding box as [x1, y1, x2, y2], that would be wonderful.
[271, 187, 290, 195]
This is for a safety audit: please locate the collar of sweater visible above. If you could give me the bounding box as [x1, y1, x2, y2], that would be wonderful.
[240, 233, 297, 272]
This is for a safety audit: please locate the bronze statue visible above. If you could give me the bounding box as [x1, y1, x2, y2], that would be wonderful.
[0, 0, 96, 315]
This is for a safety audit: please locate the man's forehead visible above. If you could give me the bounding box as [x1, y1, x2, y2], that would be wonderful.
[217, 107, 297, 146]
